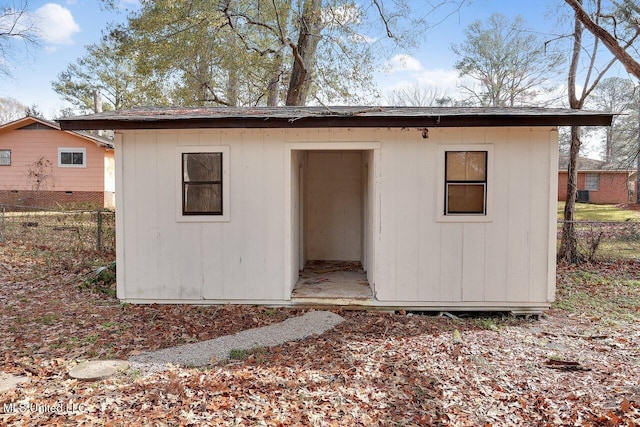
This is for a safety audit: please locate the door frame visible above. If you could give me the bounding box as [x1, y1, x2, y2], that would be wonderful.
[283, 142, 380, 300]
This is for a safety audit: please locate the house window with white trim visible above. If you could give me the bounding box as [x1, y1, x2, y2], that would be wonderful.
[445, 150, 487, 215]
[585, 173, 599, 191]
[58, 147, 86, 167]
[0, 149, 10, 166]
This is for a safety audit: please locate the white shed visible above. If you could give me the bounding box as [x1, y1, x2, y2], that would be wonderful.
[60, 107, 612, 313]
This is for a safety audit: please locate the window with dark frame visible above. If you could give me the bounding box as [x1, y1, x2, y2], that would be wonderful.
[445, 150, 487, 215]
[0, 149, 10, 166]
[182, 152, 223, 215]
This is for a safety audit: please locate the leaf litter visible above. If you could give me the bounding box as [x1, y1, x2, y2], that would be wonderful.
[0, 243, 639, 426]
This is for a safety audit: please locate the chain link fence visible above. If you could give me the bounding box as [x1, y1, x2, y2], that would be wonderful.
[0, 205, 115, 253]
[558, 221, 640, 262]
[2, 205, 637, 262]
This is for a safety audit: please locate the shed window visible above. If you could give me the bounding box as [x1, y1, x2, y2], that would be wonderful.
[445, 151, 487, 215]
[0, 149, 10, 166]
[585, 173, 599, 191]
[58, 147, 86, 167]
[182, 152, 223, 215]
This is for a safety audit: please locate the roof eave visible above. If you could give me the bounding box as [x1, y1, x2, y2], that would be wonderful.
[58, 114, 613, 131]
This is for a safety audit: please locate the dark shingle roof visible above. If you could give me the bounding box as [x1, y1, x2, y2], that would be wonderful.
[558, 155, 636, 171]
[58, 106, 614, 130]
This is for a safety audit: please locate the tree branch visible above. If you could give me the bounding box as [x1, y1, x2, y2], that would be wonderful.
[564, 0, 640, 79]
[372, 0, 394, 39]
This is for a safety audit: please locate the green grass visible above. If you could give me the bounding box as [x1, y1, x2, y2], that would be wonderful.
[37, 314, 60, 325]
[227, 347, 267, 362]
[554, 266, 640, 321]
[557, 202, 640, 260]
[557, 202, 640, 222]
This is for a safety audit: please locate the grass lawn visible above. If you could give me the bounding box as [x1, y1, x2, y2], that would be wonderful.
[557, 202, 640, 260]
[557, 201, 640, 222]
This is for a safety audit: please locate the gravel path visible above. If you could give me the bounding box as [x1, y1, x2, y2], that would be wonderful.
[129, 310, 344, 368]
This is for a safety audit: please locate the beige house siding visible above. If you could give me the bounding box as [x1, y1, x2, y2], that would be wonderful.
[116, 127, 557, 310]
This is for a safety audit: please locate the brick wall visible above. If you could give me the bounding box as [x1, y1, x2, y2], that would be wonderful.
[0, 190, 105, 210]
[558, 172, 633, 204]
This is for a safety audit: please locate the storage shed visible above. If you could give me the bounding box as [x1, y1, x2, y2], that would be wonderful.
[59, 107, 613, 313]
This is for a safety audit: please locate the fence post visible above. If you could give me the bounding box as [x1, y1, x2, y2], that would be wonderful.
[96, 209, 103, 251]
[1, 205, 5, 244]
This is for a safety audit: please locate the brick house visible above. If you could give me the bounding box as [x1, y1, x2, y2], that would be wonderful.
[558, 155, 636, 204]
[0, 116, 114, 209]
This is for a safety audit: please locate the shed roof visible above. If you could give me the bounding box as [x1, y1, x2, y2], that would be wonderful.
[58, 106, 614, 130]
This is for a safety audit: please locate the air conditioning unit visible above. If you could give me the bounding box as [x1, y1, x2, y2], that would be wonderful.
[576, 190, 590, 203]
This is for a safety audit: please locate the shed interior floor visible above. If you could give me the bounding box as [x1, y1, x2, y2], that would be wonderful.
[291, 260, 372, 300]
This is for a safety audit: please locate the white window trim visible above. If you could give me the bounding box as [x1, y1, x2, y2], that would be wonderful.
[176, 145, 230, 223]
[437, 144, 494, 223]
[58, 147, 87, 168]
[0, 149, 10, 166]
[585, 173, 600, 191]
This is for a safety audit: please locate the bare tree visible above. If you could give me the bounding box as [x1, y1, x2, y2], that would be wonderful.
[559, 0, 621, 263]
[0, 1, 40, 79]
[451, 13, 563, 107]
[0, 96, 26, 123]
[386, 83, 453, 106]
[587, 77, 638, 165]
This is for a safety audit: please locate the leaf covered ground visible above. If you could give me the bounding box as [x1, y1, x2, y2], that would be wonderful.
[1, 243, 639, 426]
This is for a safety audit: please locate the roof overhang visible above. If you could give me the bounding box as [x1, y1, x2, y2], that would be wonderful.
[58, 106, 614, 131]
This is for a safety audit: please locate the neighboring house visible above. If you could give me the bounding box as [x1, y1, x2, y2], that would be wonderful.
[558, 155, 636, 204]
[60, 107, 612, 312]
[0, 116, 114, 209]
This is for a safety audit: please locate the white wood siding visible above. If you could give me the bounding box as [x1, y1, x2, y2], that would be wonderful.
[306, 151, 362, 261]
[117, 127, 556, 308]
[118, 129, 286, 302]
[374, 127, 555, 306]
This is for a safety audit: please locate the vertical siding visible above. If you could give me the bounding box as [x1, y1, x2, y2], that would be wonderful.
[132, 132, 162, 298]
[118, 126, 555, 307]
[505, 130, 533, 302]
[484, 130, 510, 301]
[416, 133, 440, 302]
[306, 151, 362, 260]
[376, 127, 554, 305]
[121, 129, 286, 302]
[394, 131, 420, 300]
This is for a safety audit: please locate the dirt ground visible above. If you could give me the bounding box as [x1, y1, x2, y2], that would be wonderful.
[0, 242, 639, 426]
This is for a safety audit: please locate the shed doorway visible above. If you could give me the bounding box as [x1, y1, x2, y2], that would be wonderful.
[290, 149, 375, 304]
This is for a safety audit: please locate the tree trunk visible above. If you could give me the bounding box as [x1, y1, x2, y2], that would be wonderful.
[285, 0, 322, 106]
[559, 0, 584, 264]
[267, 53, 282, 107]
[226, 15, 239, 107]
[559, 127, 582, 263]
[227, 68, 239, 107]
[605, 126, 613, 163]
